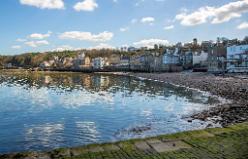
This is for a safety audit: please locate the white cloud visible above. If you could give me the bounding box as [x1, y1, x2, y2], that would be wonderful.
[120, 27, 129, 32]
[59, 31, 114, 42]
[141, 17, 155, 25]
[175, 0, 248, 26]
[175, 7, 215, 26]
[74, 0, 98, 12]
[164, 25, 174, 30]
[53, 45, 74, 52]
[25, 40, 49, 47]
[29, 31, 52, 39]
[237, 22, 248, 29]
[16, 38, 27, 42]
[12, 45, 21, 49]
[90, 43, 114, 50]
[133, 39, 169, 48]
[19, 0, 65, 9]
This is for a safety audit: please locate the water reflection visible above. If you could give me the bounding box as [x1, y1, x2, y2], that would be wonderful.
[25, 123, 65, 150]
[0, 71, 224, 153]
[0, 71, 215, 105]
[75, 121, 100, 143]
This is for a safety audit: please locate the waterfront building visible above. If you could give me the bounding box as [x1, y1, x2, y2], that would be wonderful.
[63, 57, 74, 68]
[107, 54, 121, 66]
[83, 56, 92, 67]
[143, 51, 162, 72]
[193, 51, 208, 67]
[163, 48, 180, 65]
[128, 47, 137, 52]
[201, 41, 213, 52]
[227, 44, 248, 73]
[119, 56, 130, 66]
[4, 63, 13, 69]
[92, 57, 106, 70]
[180, 49, 193, 69]
[161, 48, 183, 72]
[40, 60, 55, 69]
[208, 45, 227, 73]
[130, 54, 146, 71]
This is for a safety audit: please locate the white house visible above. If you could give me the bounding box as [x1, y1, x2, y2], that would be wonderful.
[193, 51, 208, 66]
[227, 44, 248, 72]
[40, 60, 55, 68]
[163, 48, 180, 65]
[92, 57, 106, 69]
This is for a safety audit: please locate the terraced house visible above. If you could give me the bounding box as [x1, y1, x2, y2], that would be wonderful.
[227, 44, 248, 73]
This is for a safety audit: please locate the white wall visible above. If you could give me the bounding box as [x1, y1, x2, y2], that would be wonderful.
[193, 51, 208, 65]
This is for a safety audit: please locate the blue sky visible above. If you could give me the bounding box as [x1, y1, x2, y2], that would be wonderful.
[0, 0, 248, 55]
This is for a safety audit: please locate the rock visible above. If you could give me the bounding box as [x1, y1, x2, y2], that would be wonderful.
[206, 124, 213, 128]
[187, 119, 193, 123]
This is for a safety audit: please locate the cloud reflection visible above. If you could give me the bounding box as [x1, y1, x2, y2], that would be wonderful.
[25, 123, 64, 149]
[60, 91, 114, 109]
[75, 121, 100, 143]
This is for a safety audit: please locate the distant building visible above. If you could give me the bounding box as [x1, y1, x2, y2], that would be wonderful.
[193, 38, 198, 46]
[130, 54, 146, 71]
[161, 48, 183, 72]
[73, 53, 86, 69]
[40, 60, 55, 69]
[128, 47, 137, 52]
[4, 63, 12, 69]
[227, 44, 248, 73]
[201, 41, 213, 52]
[107, 54, 121, 66]
[120, 47, 128, 52]
[92, 57, 106, 70]
[163, 49, 180, 65]
[227, 39, 239, 46]
[83, 56, 91, 67]
[63, 57, 74, 68]
[208, 45, 227, 73]
[118, 56, 130, 66]
[175, 42, 182, 47]
[180, 50, 193, 69]
[154, 44, 159, 50]
[193, 51, 208, 67]
[145, 51, 162, 72]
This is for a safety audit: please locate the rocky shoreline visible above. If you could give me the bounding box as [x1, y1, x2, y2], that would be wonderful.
[129, 72, 248, 127]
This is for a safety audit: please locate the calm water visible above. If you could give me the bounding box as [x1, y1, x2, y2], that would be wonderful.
[0, 71, 222, 153]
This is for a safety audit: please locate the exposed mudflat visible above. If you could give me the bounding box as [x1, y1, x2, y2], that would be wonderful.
[130, 72, 248, 127]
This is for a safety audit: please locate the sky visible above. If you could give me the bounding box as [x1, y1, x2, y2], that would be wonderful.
[0, 0, 248, 55]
